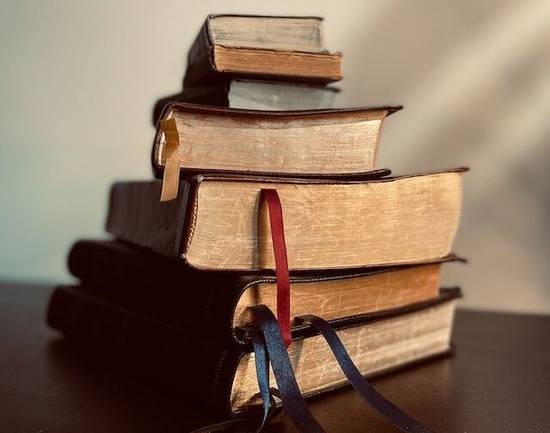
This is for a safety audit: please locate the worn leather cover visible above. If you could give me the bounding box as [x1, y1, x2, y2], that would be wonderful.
[183, 14, 341, 87]
[107, 169, 392, 262]
[68, 239, 462, 346]
[153, 86, 231, 126]
[151, 102, 402, 179]
[46, 286, 460, 416]
[107, 168, 467, 271]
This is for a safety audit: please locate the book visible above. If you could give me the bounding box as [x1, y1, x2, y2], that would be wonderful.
[68, 239, 461, 345]
[183, 15, 342, 86]
[106, 169, 465, 271]
[152, 103, 401, 193]
[152, 80, 339, 126]
[46, 286, 460, 415]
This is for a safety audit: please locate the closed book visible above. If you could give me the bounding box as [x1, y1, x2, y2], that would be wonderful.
[153, 103, 400, 180]
[106, 169, 465, 272]
[68, 239, 462, 345]
[46, 286, 460, 416]
[184, 14, 342, 86]
[152, 79, 339, 126]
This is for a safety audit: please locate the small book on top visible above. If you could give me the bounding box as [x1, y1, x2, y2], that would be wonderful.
[184, 14, 342, 86]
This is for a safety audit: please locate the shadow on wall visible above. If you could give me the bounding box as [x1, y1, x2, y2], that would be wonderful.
[331, 0, 550, 313]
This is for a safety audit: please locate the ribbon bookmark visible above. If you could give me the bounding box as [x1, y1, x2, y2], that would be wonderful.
[159, 118, 180, 202]
[160, 155, 180, 201]
[259, 189, 292, 347]
[296, 314, 436, 433]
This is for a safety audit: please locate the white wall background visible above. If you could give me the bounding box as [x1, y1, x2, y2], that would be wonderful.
[1, 0, 549, 313]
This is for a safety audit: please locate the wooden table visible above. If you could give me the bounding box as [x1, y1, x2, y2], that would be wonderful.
[1, 282, 549, 432]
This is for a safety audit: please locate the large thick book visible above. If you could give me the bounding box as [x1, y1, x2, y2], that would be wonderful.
[152, 103, 400, 190]
[106, 169, 465, 271]
[152, 80, 339, 126]
[47, 286, 460, 415]
[184, 15, 342, 86]
[68, 239, 461, 345]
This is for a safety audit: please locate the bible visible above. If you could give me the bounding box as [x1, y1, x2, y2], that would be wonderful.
[106, 169, 465, 271]
[47, 286, 460, 416]
[153, 103, 400, 192]
[68, 239, 462, 345]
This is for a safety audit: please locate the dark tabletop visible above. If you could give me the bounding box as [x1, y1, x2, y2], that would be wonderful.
[1, 282, 549, 433]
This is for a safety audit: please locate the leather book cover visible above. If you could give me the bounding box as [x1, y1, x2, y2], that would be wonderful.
[152, 86, 232, 126]
[151, 101, 401, 180]
[46, 286, 460, 417]
[68, 239, 461, 346]
[106, 168, 466, 272]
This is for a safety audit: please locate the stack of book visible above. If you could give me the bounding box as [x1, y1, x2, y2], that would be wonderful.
[47, 14, 465, 420]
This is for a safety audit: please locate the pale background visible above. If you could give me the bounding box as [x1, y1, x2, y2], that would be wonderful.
[1, 0, 549, 313]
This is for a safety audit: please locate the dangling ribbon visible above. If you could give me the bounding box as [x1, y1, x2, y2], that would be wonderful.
[250, 305, 326, 433]
[296, 315, 436, 433]
[259, 189, 292, 347]
[190, 306, 437, 433]
[248, 307, 435, 433]
[248, 327, 274, 433]
[159, 118, 181, 202]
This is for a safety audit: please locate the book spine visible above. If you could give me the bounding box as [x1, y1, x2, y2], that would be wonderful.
[183, 21, 222, 88]
[105, 181, 191, 258]
[46, 287, 241, 415]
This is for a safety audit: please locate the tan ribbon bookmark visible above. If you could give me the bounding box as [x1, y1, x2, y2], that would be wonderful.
[160, 155, 180, 201]
[160, 118, 180, 202]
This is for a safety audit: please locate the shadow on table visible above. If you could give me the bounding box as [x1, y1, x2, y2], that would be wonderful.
[46, 335, 224, 432]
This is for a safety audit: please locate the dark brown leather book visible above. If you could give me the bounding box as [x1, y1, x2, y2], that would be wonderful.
[106, 169, 466, 271]
[46, 286, 460, 416]
[183, 15, 342, 86]
[67, 239, 462, 346]
[152, 80, 339, 126]
[152, 103, 401, 196]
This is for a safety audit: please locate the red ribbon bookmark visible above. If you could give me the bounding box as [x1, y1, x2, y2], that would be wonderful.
[259, 189, 291, 348]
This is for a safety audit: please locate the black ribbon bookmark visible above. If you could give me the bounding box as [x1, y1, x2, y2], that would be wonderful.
[191, 305, 437, 433]
[248, 327, 273, 433]
[189, 326, 277, 433]
[295, 314, 436, 433]
[250, 305, 326, 433]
